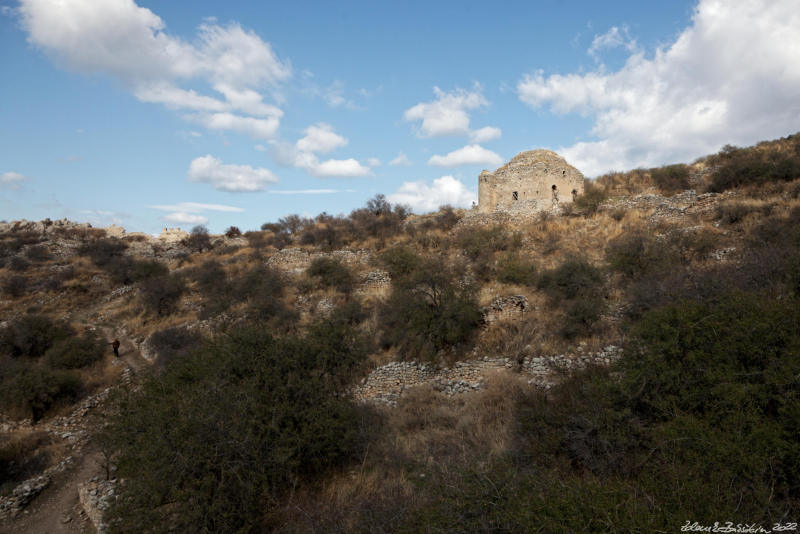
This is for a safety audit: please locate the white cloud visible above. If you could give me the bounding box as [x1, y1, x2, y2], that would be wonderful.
[366, 157, 381, 167]
[388, 175, 477, 213]
[1, 171, 28, 188]
[296, 123, 348, 154]
[191, 112, 280, 139]
[518, 0, 800, 176]
[312, 158, 371, 177]
[404, 85, 488, 137]
[469, 126, 502, 143]
[428, 144, 503, 167]
[587, 25, 638, 60]
[268, 189, 356, 194]
[187, 155, 278, 192]
[18, 0, 290, 138]
[162, 212, 208, 225]
[389, 152, 412, 166]
[149, 202, 244, 213]
[273, 124, 373, 177]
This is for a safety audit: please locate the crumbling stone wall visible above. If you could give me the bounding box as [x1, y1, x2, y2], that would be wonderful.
[478, 149, 584, 214]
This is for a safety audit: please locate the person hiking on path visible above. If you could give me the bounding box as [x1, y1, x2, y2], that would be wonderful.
[112, 339, 120, 358]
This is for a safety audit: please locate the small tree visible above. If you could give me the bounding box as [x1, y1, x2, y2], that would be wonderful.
[184, 225, 211, 253]
[224, 226, 242, 238]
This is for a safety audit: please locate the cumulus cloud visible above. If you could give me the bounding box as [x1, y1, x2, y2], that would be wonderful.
[149, 201, 244, 227]
[389, 152, 412, 166]
[518, 0, 800, 176]
[1, 171, 28, 188]
[18, 0, 290, 138]
[404, 86, 488, 137]
[161, 212, 208, 225]
[149, 202, 244, 213]
[428, 144, 503, 167]
[187, 155, 278, 192]
[272, 124, 373, 177]
[191, 112, 280, 139]
[268, 189, 356, 195]
[296, 123, 348, 153]
[388, 175, 477, 213]
[469, 126, 502, 143]
[366, 157, 381, 167]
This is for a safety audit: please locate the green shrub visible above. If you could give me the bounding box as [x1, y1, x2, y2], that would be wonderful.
[573, 184, 608, 215]
[537, 257, 605, 300]
[715, 201, 757, 224]
[105, 257, 169, 285]
[708, 144, 800, 192]
[0, 315, 73, 359]
[105, 321, 370, 532]
[139, 274, 186, 316]
[455, 226, 515, 261]
[148, 327, 204, 368]
[24, 245, 52, 262]
[308, 257, 354, 294]
[0, 361, 82, 422]
[2, 275, 27, 298]
[496, 253, 537, 286]
[44, 330, 106, 369]
[8, 256, 30, 272]
[378, 245, 421, 280]
[650, 164, 690, 193]
[605, 232, 663, 277]
[379, 258, 482, 359]
[78, 238, 128, 266]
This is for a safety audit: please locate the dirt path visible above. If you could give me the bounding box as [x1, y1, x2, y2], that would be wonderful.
[0, 321, 149, 533]
[0, 451, 102, 534]
[99, 326, 149, 375]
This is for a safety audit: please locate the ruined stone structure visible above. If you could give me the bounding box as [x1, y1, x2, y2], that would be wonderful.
[478, 149, 584, 214]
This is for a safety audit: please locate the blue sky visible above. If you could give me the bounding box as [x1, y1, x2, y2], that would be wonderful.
[1, 0, 798, 234]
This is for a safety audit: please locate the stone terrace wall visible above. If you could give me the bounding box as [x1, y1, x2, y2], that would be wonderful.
[353, 345, 622, 406]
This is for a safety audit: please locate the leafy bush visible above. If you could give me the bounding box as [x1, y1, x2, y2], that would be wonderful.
[78, 238, 128, 266]
[44, 330, 106, 369]
[2, 275, 27, 298]
[537, 257, 605, 300]
[708, 144, 800, 192]
[237, 266, 293, 322]
[715, 201, 758, 224]
[308, 257, 354, 294]
[105, 321, 370, 532]
[0, 430, 53, 488]
[24, 245, 52, 262]
[8, 256, 30, 272]
[379, 258, 482, 359]
[224, 226, 242, 237]
[148, 327, 204, 368]
[139, 274, 186, 316]
[650, 164, 690, 193]
[496, 253, 537, 286]
[105, 257, 169, 285]
[0, 361, 82, 422]
[455, 225, 515, 261]
[572, 183, 608, 215]
[605, 232, 664, 277]
[378, 245, 421, 280]
[0, 315, 72, 358]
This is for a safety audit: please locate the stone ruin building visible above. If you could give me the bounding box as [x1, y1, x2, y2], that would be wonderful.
[478, 149, 584, 214]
